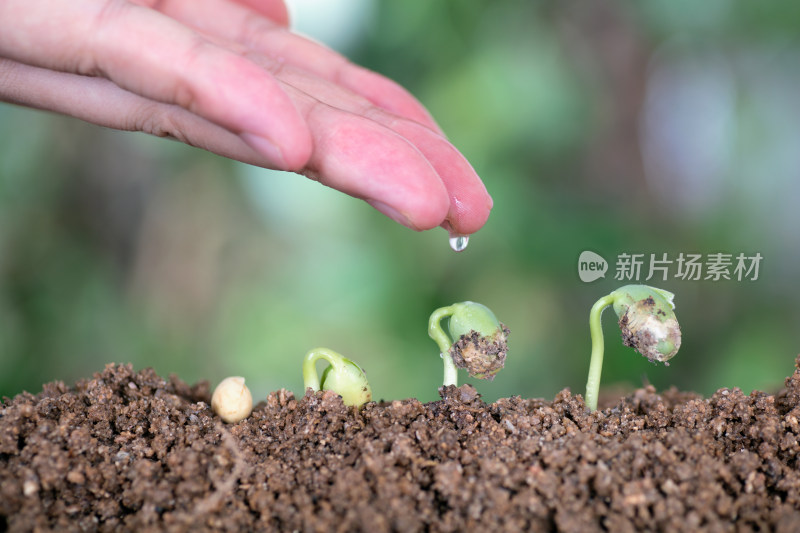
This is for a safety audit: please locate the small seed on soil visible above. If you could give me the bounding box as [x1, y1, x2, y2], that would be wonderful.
[211, 376, 253, 423]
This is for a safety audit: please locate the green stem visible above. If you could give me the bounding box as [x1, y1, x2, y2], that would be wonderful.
[585, 294, 616, 411]
[429, 306, 458, 387]
[303, 347, 344, 392]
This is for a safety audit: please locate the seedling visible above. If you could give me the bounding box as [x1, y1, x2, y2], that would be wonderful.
[211, 376, 253, 423]
[585, 284, 681, 411]
[302, 347, 372, 406]
[428, 301, 510, 387]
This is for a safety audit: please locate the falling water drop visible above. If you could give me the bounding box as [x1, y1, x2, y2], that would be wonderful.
[449, 234, 469, 252]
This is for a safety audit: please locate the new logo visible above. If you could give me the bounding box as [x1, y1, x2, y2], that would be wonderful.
[578, 251, 608, 283]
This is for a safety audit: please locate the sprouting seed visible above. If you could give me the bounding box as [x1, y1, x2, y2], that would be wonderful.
[211, 376, 253, 423]
[428, 301, 509, 387]
[585, 284, 681, 411]
[302, 347, 372, 407]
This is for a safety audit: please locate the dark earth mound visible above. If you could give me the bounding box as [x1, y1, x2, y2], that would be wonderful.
[3, 356, 800, 532]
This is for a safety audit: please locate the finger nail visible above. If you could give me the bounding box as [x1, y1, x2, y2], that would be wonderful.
[367, 200, 416, 230]
[241, 133, 287, 169]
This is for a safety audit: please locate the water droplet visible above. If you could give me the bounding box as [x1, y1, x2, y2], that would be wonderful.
[449, 234, 469, 252]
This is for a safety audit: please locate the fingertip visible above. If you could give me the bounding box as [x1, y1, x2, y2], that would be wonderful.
[364, 185, 450, 232]
[407, 192, 453, 232]
[445, 190, 494, 236]
[308, 114, 450, 230]
[364, 175, 451, 232]
[386, 120, 493, 236]
[367, 200, 415, 229]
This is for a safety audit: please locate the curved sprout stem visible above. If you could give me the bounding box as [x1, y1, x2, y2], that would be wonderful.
[302, 347, 344, 392]
[585, 293, 617, 412]
[428, 305, 459, 387]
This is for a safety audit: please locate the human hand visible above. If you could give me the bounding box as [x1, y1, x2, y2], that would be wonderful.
[0, 0, 492, 235]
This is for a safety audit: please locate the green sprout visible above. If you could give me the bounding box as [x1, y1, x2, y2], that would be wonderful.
[585, 284, 682, 411]
[428, 301, 510, 387]
[302, 347, 372, 407]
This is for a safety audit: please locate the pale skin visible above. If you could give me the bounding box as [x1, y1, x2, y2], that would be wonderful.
[0, 0, 492, 235]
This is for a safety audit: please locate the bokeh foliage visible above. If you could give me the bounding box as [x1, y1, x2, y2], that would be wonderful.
[2, 0, 799, 404]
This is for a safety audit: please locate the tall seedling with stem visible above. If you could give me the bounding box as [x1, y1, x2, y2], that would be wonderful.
[586, 285, 681, 411]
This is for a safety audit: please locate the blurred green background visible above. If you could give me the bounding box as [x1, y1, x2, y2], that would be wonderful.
[2, 0, 799, 404]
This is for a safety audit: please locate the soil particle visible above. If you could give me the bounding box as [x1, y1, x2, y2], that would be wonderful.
[3, 358, 800, 532]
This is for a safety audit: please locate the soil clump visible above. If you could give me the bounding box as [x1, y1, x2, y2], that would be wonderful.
[3, 357, 800, 532]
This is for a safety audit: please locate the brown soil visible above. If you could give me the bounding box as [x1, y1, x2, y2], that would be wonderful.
[3, 358, 800, 532]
